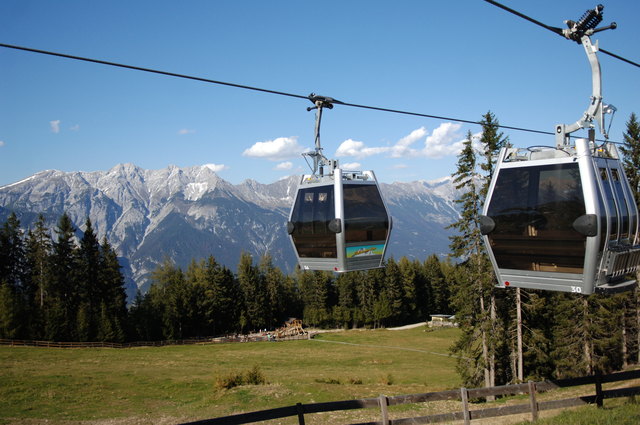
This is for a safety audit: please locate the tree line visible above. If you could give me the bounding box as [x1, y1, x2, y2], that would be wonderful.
[1, 112, 639, 386]
[0, 213, 127, 342]
[128, 253, 453, 341]
[0, 213, 455, 343]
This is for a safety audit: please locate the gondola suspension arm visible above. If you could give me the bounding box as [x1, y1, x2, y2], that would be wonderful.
[555, 4, 617, 148]
[303, 93, 342, 176]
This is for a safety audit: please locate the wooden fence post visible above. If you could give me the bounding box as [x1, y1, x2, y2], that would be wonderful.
[296, 402, 305, 425]
[528, 380, 539, 421]
[595, 374, 603, 408]
[379, 395, 389, 425]
[460, 387, 470, 425]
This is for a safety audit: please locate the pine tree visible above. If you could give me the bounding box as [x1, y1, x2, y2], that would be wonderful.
[77, 218, 100, 340]
[0, 213, 26, 338]
[201, 256, 242, 335]
[149, 258, 186, 339]
[424, 254, 449, 315]
[448, 131, 492, 387]
[0, 212, 26, 290]
[397, 257, 423, 323]
[334, 272, 359, 328]
[478, 111, 509, 199]
[259, 253, 286, 329]
[237, 252, 268, 331]
[383, 258, 404, 326]
[47, 213, 79, 341]
[619, 112, 640, 206]
[299, 270, 332, 328]
[357, 268, 383, 328]
[98, 237, 127, 342]
[23, 216, 52, 339]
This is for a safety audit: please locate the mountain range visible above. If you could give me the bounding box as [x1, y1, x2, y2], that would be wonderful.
[0, 164, 461, 299]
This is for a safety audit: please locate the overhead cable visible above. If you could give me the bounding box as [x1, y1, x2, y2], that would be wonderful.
[0, 43, 309, 101]
[0, 42, 624, 143]
[483, 0, 640, 69]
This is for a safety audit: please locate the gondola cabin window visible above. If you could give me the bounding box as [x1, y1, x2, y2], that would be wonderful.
[290, 186, 337, 258]
[343, 184, 390, 245]
[486, 163, 587, 274]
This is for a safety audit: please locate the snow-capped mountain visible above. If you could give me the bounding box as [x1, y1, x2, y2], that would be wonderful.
[0, 164, 461, 298]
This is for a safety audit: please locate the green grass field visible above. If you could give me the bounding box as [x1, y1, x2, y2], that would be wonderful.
[2, 326, 639, 425]
[0, 326, 462, 424]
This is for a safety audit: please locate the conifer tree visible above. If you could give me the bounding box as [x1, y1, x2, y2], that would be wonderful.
[478, 111, 508, 198]
[260, 253, 286, 329]
[397, 257, 423, 322]
[357, 268, 383, 328]
[0, 213, 26, 338]
[77, 218, 100, 340]
[237, 251, 268, 331]
[22, 215, 52, 339]
[98, 237, 127, 342]
[334, 272, 359, 328]
[0, 280, 21, 338]
[383, 258, 404, 326]
[424, 254, 449, 315]
[620, 112, 640, 206]
[47, 213, 79, 341]
[619, 113, 640, 367]
[203, 256, 242, 335]
[149, 258, 187, 339]
[0, 212, 26, 290]
[299, 270, 332, 328]
[448, 131, 488, 385]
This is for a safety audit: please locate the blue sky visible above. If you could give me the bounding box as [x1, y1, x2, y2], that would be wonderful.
[1, 0, 638, 187]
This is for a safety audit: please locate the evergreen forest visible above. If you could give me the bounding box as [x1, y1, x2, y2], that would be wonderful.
[1, 112, 639, 387]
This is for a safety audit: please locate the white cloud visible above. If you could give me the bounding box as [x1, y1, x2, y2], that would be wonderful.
[327, 124, 467, 164]
[203, 163, 228, 172]
[390, 127, 427, 158]
[335, 139, 389, 158]
[178, 129, 196, 135]
[0, 141, 5, 147]
[70, 124, 80, 131]
[275, 161, 293, 170]
[341, 162, 362, 170]
[422, 122, 464, 158]
[50, 120, 61, 134]
[243, 136, 308, 161]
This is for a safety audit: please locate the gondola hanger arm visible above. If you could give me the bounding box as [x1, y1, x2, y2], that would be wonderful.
[303, 93, 342, 176]
[555, 4, 617, 148]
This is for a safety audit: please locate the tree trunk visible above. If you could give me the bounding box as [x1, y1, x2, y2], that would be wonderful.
[583, 297, 593, 375]
[516, 288, 524, 382]
[480, 292, 490, 389]
[636, 283, 640, 365]
[621, 310, 628, 369]
[490, 293, 496, 388]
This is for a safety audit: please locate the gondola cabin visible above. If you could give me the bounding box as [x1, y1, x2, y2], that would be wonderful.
[287, 168, 391, 272]
[481, 139, 640, 294]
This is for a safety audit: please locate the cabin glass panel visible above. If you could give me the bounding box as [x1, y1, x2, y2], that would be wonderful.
[600, 168, 619, 242]
[611, 168, 630, 241]
[290, 186, 337, 258]
[343, 184, 389, 245]
[486, 163, 587, 273]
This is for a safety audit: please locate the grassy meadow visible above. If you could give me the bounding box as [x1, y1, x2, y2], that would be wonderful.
[3, 325, 639, 425]
[0, 326, 462, 424]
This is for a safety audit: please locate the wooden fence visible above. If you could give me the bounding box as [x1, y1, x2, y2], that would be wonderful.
[181, 369, 640, 425]
[0, 333, 311, 349]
